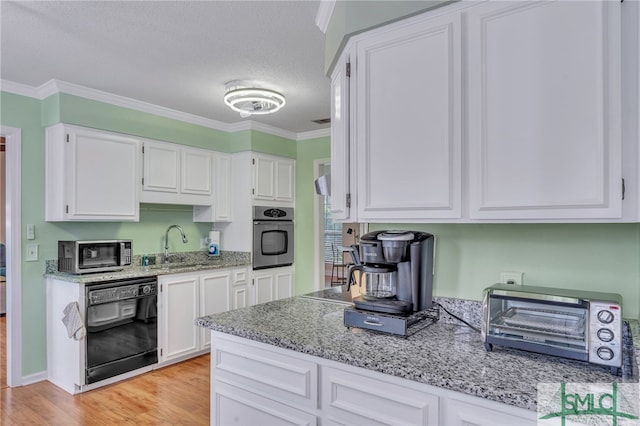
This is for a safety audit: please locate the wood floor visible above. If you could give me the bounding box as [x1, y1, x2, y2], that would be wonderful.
[0, 341, 211, 425]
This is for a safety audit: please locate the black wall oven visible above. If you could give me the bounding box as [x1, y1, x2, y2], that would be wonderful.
[85, 276, 157, 384]
[253, 206, 294, 270]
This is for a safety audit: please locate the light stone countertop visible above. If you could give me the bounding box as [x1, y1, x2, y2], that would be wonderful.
[196, 295, 639, 412]
[44, 250, 250, 283]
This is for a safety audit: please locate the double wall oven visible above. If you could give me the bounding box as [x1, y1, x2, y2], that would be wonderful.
[253, 206, 294, 270]
[85, 276, 158, 384]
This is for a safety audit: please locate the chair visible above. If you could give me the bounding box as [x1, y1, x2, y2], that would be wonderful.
[330, 244, 348, 287]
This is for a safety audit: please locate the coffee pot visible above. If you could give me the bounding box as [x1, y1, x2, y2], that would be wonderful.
[347, 264, 398, 299]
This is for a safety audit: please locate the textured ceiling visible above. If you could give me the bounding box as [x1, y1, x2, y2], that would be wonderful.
[0, 0, 330, 134]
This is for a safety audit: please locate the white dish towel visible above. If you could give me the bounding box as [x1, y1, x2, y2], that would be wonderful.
[62, 302, 86, 341]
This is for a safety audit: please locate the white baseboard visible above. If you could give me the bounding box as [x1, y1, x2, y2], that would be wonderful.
[21, 370, 47, 386]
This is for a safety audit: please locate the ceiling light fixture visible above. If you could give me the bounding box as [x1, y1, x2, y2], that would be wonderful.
[224, 82, 286, 118]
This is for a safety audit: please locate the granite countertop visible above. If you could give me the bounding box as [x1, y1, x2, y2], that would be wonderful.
[196, 294, 639, 412]
[44, 250, 250, 283]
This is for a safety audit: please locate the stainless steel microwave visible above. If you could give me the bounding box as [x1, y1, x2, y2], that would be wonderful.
[482, 283, 623, 374]
[58, 240, 132, 274]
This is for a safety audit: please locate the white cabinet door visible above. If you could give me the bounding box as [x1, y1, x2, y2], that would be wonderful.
[275, 158, 295, 202]
[232, 268, 250, 309]
[330, 47, 353, 221]
[466, 1, 622, 220]
[253, 272, 274, 305]
[199, 270, 232, 350]
[355, 12, 462, 221]
[142, 140, 213, 205]
[45, 124, 140, 222]
[159, 274, 199, 363]
[252, 266, 294, 305]
[142, 140, 180, 194]
[441, 397, 537, 426]
[253, 155, 276, 200]
[253, 153, 295, 204]
[193, 152, 233, 222]
[181, 147, 213, 196]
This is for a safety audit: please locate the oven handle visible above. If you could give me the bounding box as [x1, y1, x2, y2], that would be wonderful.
[253, 221, 293, 225]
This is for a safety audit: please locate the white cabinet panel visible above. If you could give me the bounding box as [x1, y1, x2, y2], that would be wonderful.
[322, 366, 439, 426]
[466, 1, 622, 219]
[160, 274, 199, 362]
[199, 271, 232, 349]
[253, 153, 295, 204]
[441, 397, 536, 426]
[355, 12, 462, 220]
[142, 140, 213, 205]
[181, 147, 213, 195]
[252, 266, 294, 305]
[214, 382, 317, 426]
[193, 152, 233, 222]
[143, 140, 180, 194]
[45, 124, 140, 222]
[330, 47, 353, 221]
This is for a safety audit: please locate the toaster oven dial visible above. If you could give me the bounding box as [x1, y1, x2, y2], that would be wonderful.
[596, 346, 615, 361]
[596, 309, 615, 324]
[597, 328, 614, 342]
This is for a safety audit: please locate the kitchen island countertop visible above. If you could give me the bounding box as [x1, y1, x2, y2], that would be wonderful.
[196, 294, 639, 412]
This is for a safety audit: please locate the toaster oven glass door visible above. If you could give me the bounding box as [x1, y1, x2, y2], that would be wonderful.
[486, 297, 588, 353]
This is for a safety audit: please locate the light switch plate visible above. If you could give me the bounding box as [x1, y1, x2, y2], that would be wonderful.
[26, 244, 38, 261]
[26, 224, 35, 240]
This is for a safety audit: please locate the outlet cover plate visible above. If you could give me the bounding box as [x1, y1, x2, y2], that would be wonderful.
[501, 271, 523, 285]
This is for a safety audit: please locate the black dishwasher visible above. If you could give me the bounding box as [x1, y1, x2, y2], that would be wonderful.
[85, 276, 158, 384]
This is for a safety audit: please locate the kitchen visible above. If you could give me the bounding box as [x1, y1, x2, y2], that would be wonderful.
[2, 0, 640, 425]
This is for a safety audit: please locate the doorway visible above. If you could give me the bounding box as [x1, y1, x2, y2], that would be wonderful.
[0, 135, 5, 389]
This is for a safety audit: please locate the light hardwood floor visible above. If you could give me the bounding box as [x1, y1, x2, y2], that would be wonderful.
[1, 347, 211, 425]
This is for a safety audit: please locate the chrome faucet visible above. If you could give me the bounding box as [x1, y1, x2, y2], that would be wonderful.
[164, 224, 188, 263]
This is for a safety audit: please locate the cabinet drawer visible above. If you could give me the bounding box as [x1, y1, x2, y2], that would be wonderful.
[321, 366, 439, 425]
[212, 337, 318, 410]
[213, 382, 317, 426]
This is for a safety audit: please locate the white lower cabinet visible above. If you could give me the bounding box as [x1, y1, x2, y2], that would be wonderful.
[210, 333, 537, 426]
[159, 267, 248, 365]
[251, 266, 294, 305]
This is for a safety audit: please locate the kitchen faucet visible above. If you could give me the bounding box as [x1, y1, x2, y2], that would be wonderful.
[164, 224, 188, 263]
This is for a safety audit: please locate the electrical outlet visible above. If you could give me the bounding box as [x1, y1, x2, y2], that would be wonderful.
[26, 224, 35, 240]
[501, 271, 523, 285]
[26, 244, 39, 261]
[200, 238, 208, 249]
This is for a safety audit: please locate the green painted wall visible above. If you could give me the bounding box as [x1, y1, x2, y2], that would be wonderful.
[295, 137, 330, 294]
[369, 223, 640, 319]
[324, 1, 452, 74]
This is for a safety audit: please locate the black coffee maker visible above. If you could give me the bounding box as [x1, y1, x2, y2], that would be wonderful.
[347, 230, 435, 315]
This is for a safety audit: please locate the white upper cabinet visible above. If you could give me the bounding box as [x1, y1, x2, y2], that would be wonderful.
[466, 1, 622, 220]
[142, 140, 213, 205]
[45, 124, 140, 222]
[252, 153, 295, 204]
[330, 0, 627, 223]
[355, 11, 462, 221]
[330, 46, 353, 222]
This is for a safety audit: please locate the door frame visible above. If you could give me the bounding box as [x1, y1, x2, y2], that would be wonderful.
[2, 125, 22, 387]
[313, 158, 330, 292]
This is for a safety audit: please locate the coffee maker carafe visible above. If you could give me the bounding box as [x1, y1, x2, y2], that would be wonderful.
[347, 230, 435, 315]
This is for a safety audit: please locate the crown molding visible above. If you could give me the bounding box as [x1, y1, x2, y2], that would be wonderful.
[297, 128, 330, 141]
[0, 80, 40, 98]
[1, 79, 329, 141]
[315, 0, 337, 34]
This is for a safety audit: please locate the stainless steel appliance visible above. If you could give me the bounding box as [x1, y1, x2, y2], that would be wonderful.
[58, 240, 132, 274]
[253, 206, 294, 270]
[85, 276, 157, 384]
[482, 283, 623, 374]
[344, 230, 436, 335]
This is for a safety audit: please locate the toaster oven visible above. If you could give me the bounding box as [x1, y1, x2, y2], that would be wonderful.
[482, 284, 623, 374]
